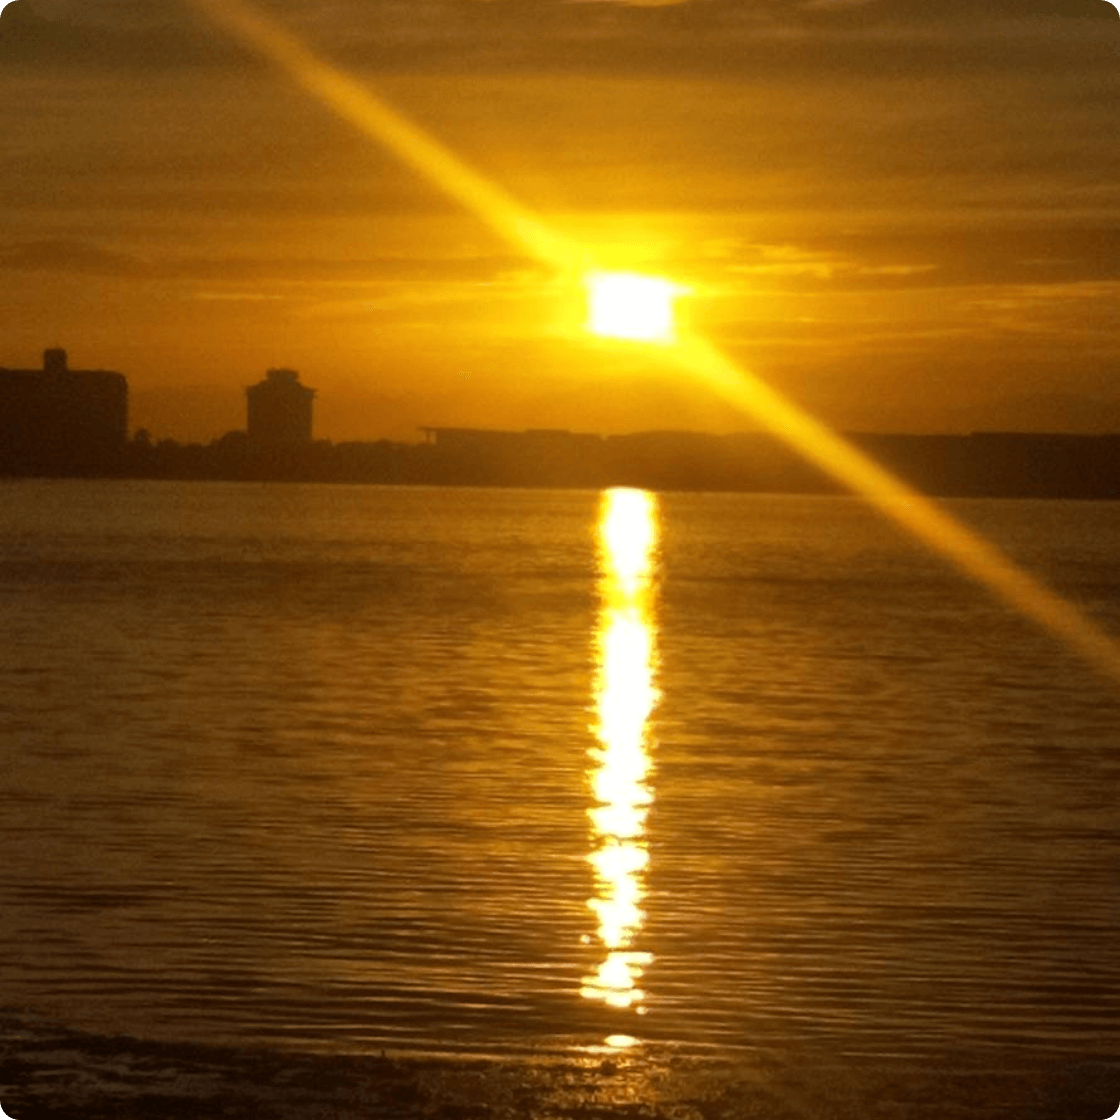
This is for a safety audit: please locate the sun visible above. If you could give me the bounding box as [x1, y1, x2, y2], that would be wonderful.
[586, 271, 681, 344]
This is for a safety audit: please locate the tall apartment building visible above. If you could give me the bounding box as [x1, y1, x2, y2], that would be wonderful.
[0, 348, 128, 473]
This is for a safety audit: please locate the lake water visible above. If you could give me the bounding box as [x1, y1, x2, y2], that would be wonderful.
[0, 479, 1118, 1118]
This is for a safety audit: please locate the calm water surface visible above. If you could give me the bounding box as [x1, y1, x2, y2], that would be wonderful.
[0, 480, 1117, 1079]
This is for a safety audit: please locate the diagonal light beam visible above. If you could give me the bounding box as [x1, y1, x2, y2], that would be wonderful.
[187, 0, 1120, 687]
[188, 0, 583, 274]
[676, 335, 1120, 685]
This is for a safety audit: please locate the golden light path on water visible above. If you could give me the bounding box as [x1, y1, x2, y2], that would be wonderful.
[188, 0, 1120, 689]
[581, 490, 659, 1026]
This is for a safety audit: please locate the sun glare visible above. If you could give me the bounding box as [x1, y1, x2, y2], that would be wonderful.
[587, 272, 680, 343]
[583, 489, 658, 1016]
[189, 0, 1120, 690]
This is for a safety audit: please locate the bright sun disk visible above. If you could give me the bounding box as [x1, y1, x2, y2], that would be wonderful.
[587, 272, 681, 343]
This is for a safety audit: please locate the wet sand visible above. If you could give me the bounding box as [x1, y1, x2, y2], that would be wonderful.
[2, 1014, 1116, 1120]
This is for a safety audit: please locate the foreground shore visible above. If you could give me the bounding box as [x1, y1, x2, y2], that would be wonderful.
[1, 1014, 1116, 1120]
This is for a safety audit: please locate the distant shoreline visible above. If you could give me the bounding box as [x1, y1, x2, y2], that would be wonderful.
[4, 429, 1120, 501]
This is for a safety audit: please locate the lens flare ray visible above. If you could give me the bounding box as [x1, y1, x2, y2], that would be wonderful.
[186, 0, 584, 274]
[187, 0, 1120, 687]
[673, 334, 1120, 685]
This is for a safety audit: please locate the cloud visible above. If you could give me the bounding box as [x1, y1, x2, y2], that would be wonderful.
[0, 237, 547, 286]
[670, 222, 1120, 297]
[0, 239, 154, 275]
[0, 0, 250, 71]
[570, 0, 695, 6]
[2, 0, 1115, 79]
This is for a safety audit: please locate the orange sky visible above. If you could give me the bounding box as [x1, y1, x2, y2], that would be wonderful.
[2, 0, 1119, 442]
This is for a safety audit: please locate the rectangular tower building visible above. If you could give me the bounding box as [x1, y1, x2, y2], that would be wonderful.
[0, 349, 128, 474]
[246, 368, 315, 447]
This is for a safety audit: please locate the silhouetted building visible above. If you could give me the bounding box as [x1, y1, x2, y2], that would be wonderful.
[418, 426, 606, 486]
[246, 368, 315, 447]
[420, 426, 601, 453]
[0, 348, 128, 474]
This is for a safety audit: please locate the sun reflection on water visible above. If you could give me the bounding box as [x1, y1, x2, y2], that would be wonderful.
[581, 489, 659, 1018]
